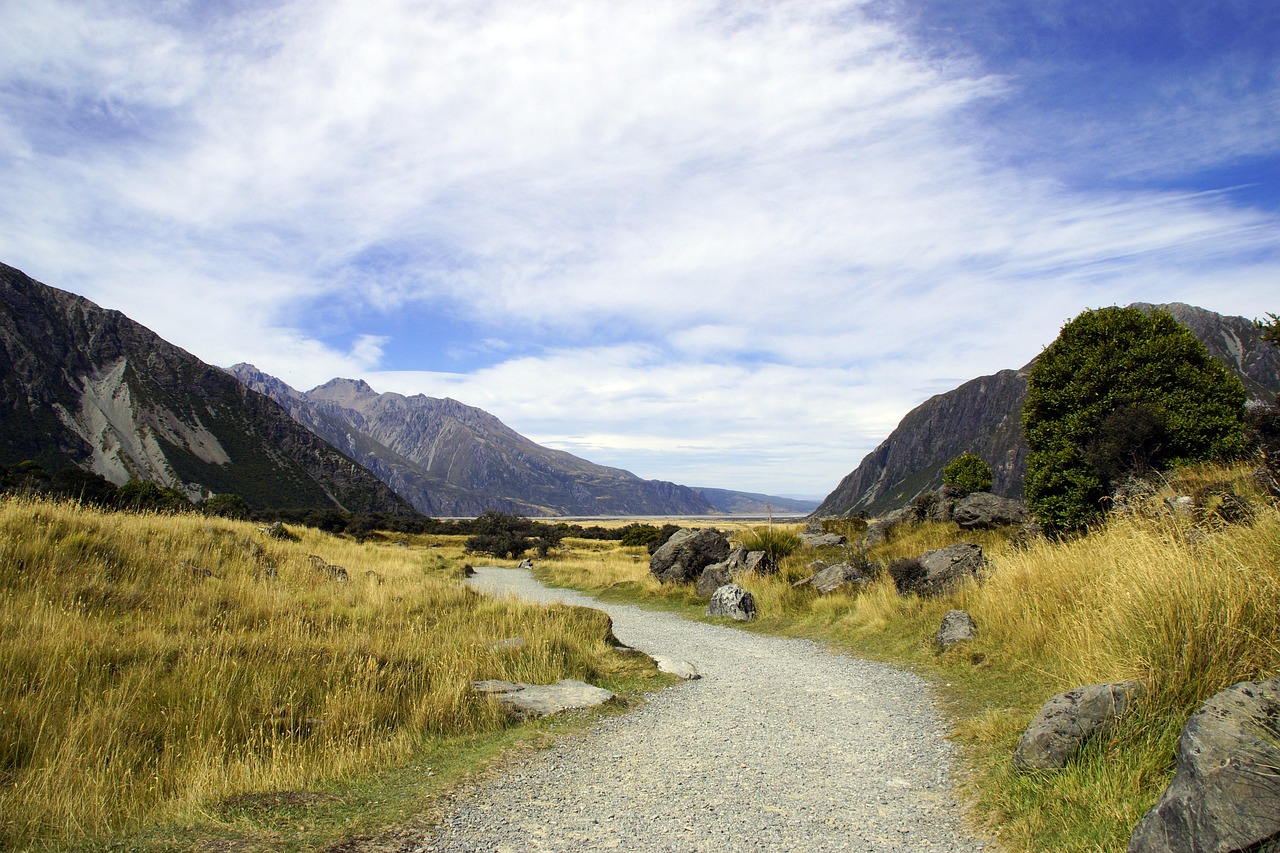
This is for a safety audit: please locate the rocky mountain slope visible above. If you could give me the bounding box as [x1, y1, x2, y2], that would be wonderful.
[0, 263, 416, 515]
[817, 303, 1280, 517]
[227, 366, 717, 517]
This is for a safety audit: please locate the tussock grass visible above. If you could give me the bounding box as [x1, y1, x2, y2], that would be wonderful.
[0, 498, 647, 850]
[538, 465, 1280, 851]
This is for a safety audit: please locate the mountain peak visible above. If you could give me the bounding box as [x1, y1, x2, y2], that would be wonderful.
[307, 377, 379, 404]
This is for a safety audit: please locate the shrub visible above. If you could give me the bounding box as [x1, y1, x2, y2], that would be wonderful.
[1022, 307, 1247, 532]
[942, 452, 993, 496]
[739, 526, 801, 565]
[619, 523, 664, 550]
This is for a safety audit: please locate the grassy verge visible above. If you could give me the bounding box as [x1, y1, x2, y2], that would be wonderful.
[535, 463, 1280, 852]
[0, 498, 666, 851]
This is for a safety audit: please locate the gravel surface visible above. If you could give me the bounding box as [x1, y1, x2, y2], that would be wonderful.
[415, 567, 990, 852]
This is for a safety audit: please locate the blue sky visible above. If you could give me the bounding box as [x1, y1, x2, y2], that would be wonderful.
[2, 0, 1277, 498]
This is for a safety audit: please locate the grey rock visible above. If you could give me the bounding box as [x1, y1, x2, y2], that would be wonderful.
[1128, 678, 1280, 853]
[517, 558, 534, 570]
[865, 507, 911, 548]
[913, 543, 986, 596]
[799, 532, 848, 548]
[695, 561, 732, 598]
[650, 528, 730, 584]
[810, 562, 868, 595]
[472, 679, 616, 718]
[707, 583, 757, 621]
[953, 492, 1028, 530]
[743, 549, 775, 575]
[935, 610, 978, 651]
[489, 637, 528, 652]
[651, 655, 701, 680]
[1012, 681, 1145, 772]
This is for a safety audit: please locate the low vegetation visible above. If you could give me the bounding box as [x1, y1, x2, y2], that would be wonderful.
[0, 497, 661, 851]
[536, 461, 1280, 852]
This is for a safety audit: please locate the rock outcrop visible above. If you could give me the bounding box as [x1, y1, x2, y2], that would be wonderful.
[1128, 678, 1280, 853]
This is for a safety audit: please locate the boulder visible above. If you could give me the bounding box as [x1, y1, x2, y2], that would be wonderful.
[471, 679, 615, 718]
[953, 492, 1028, 530]
[1011, 681, 1145, 772]
[650, 528, 731, 584]
[651, 655, 702, 680]
[1128, 678, 1280, 853]
[936, 610, 978, 651]
[865, 507, 911, 548]
[810, 561, 868, 595]
[695, 561, 733, 598]
[707, 584, 757, 621]
[799, 531, 848, 548]
[742, 550, 775, 575]
[908, 543, 985, 596]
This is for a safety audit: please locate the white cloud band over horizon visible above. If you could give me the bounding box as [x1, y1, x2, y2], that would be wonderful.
[2, 0, 1277, 498]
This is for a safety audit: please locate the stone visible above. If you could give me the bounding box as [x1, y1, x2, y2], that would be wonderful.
[707, 583, 757, 621]
[650, 528, 730, 584]
[953, 492, 1028, 530]
[865, 507, 911, 548]
[799, 531, 848, 548]
[1011, 681, 1145, 772]
[1128, 678, 1280, 853]
[488, 637, 528, 652]
[810, 561, 868, 595]
[517, 558, 534, 569]
[308, 554, 349, 582]
[651, 655, 701, 680]
[471, 679, 616, 719]
[695, 561, 733, 598]
[743, 550, 775, 575]
[905, 543, 985, 596]
[935, 610, 978, 651]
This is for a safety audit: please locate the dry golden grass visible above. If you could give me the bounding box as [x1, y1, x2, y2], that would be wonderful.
[0, 498, 644, 850]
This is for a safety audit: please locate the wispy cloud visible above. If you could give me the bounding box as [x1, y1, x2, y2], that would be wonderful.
[1, 0, 1277, 495]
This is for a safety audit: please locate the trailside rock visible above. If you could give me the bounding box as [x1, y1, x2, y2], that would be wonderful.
[810, 561, 869, 595]
[695, 561, 732, 598]
[936, 610, 978, 651]
[707, 584, 757, 621]
[1012, 681, 1145, 772]
[909, 543, 986, 596]
[953, 492, 1028, 530]
[651, 655, 702, 680]
[1128, 678, 1280, 853]
[799, 532, 848, 548]
[472, 679, 616, 719]
[650, 529, 730, 584]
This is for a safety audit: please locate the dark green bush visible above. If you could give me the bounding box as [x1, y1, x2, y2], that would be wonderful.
[942, 452, 993, 496]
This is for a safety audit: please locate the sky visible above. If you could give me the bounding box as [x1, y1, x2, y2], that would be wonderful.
[2, 0, 1277, 499]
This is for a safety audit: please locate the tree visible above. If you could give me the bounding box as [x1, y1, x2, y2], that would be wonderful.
[1256, 312, 1280, 346]
[1022, 306, 1247, 532]
[942, 452, 993, 496]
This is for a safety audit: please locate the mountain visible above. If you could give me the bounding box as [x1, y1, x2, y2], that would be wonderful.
[817, 303, 1280, 518]
[693, 488, 820, 516]
[227, 365, 717, 517]
[0, 263, 417, 515]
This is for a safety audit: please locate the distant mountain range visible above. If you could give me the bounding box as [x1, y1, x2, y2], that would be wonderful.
[228, 365, 788, 517]
[816, 303, 1280, 518]
[0, 262, 415, 514]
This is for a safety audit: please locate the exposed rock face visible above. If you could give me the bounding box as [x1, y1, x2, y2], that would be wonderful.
[1012, 682, 1145, 772]
[707, 584, 757, 621]
[229, 365, 717, 518]
[935, 610, 978, 651]
[1129, 678, 1280, 853]
[816, 303, 1280, 518]
[953, 492, 1028, 530]
[650, 529, 730, 584]
[0, 263, 415, 514]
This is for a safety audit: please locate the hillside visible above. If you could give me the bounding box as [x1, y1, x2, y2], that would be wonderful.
[228, 366, 717, 517]
[0, 263, 416, 514]
[817, 303, 1280, 517]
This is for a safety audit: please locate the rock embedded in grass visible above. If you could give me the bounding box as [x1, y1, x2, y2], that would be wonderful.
[649, 528, 730, 584]
[1128, 677, 1280, 853]
[706, 583, 756, 621]
[935, 610, 978, 651]
[472, 679, 616, 719]
[1011, 681, 1145, 772]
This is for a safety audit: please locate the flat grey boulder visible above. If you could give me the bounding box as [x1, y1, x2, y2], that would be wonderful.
[810, 561, 868, 595]
[1128, 677, 1280, 853]
[707, 583, 757, 621]
[912, 543, 985, 596]
[1012, 681, 1145, 772]
[799, 532, 848, 548]
[472, 679, 616, 718]
[651, 655, 702, 680]
[953, 492, 1028, 530]
[650, 528, 730, 584]
[936, 610, 978, 651]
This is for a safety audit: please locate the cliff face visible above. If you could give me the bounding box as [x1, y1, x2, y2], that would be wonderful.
[0, 262, 417, 515]
[817, 303, 1280, 518]
[229, 367, 717, 517]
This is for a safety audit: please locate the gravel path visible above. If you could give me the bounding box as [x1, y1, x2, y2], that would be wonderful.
[416, 567, 989, 852]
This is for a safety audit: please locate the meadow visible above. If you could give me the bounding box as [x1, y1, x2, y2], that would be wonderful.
[0, 498, 662, 851]
[537, 462, 1280, 852]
